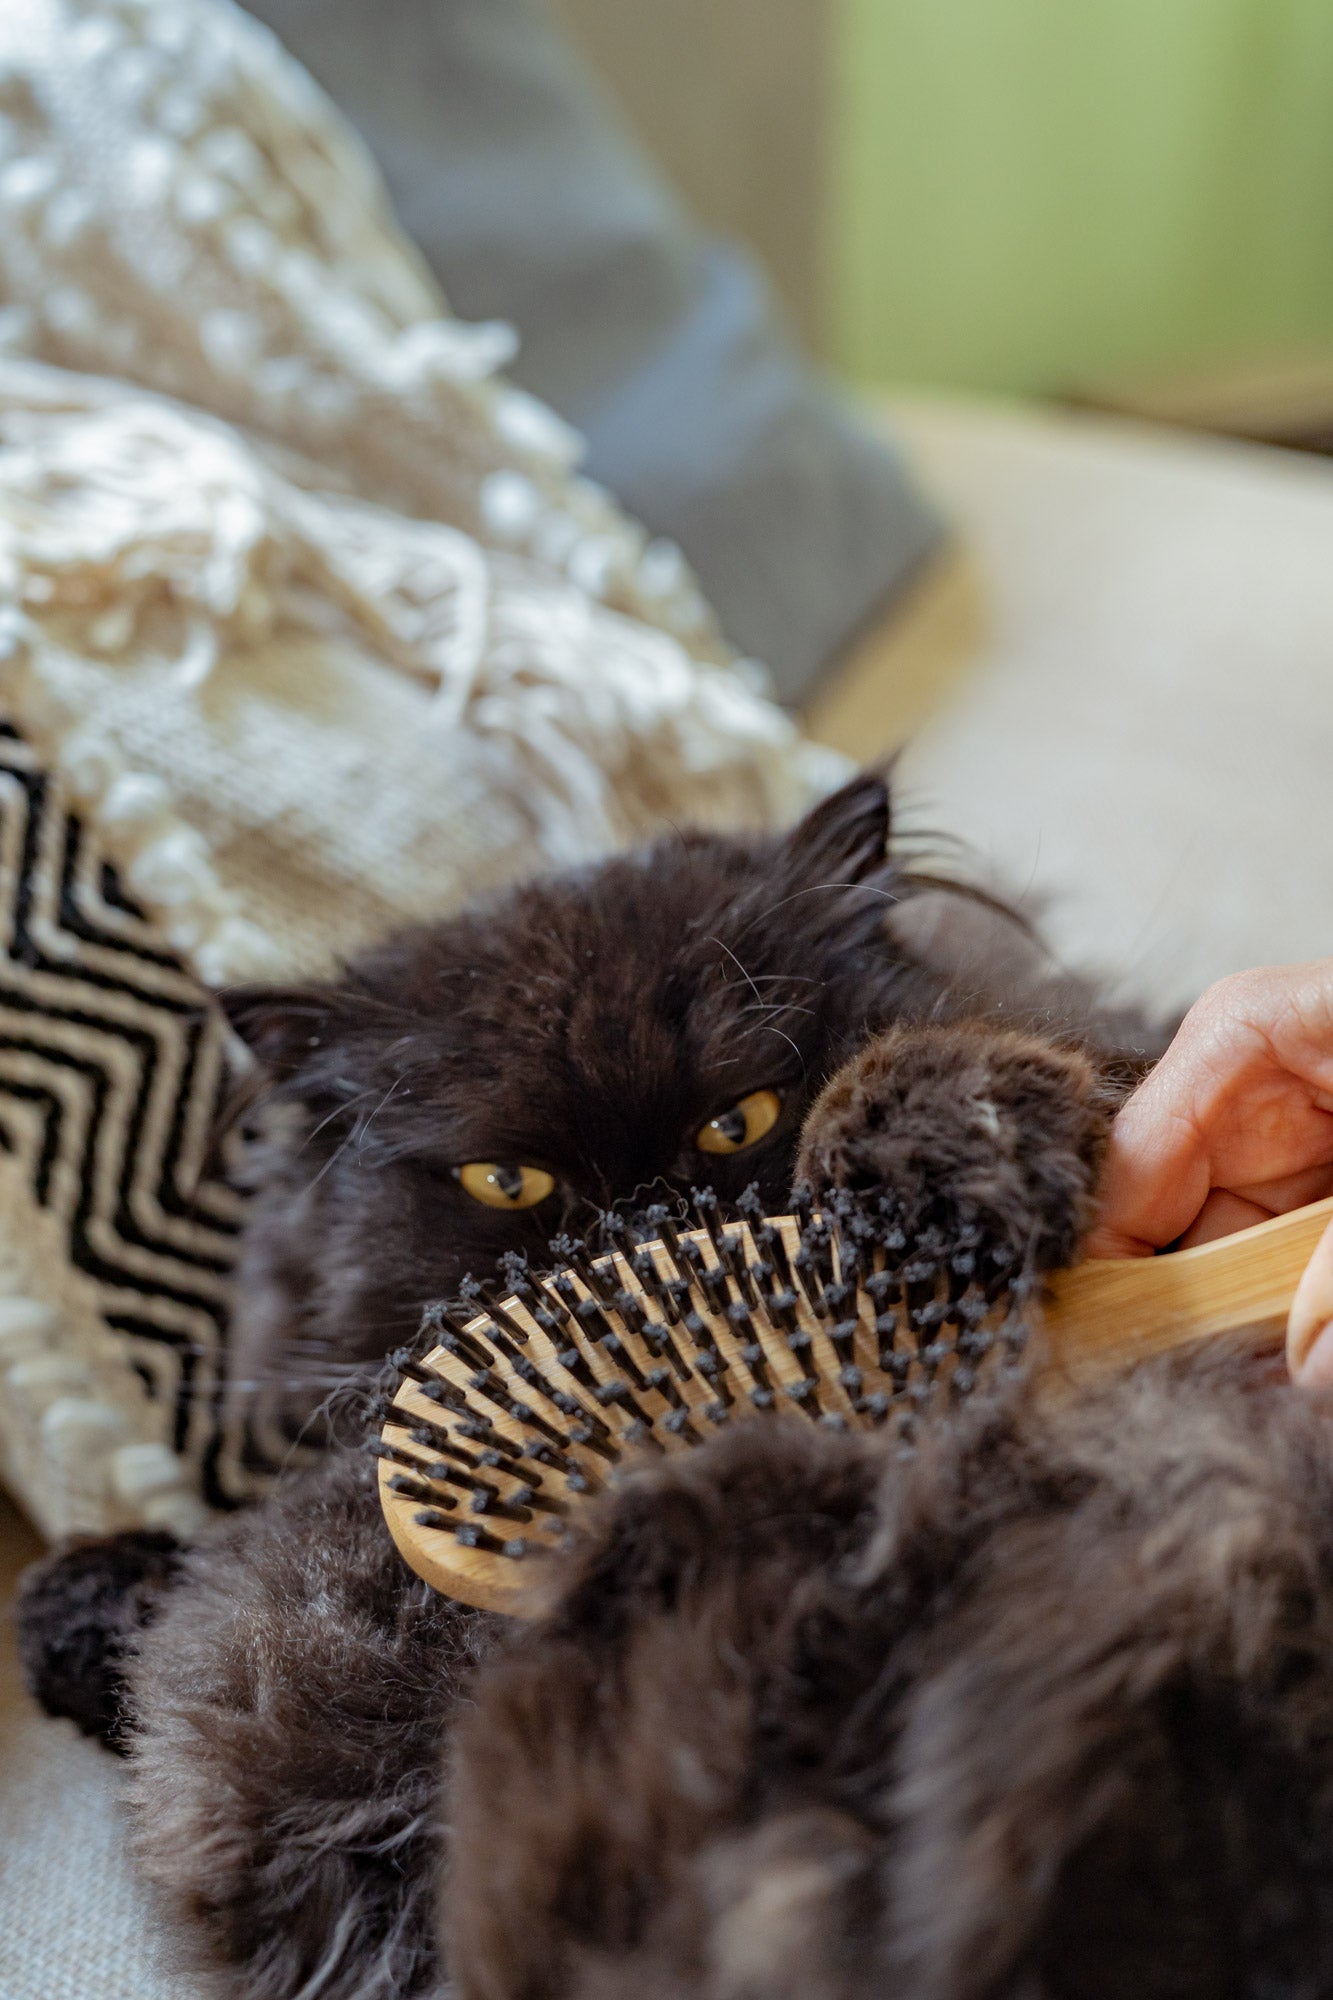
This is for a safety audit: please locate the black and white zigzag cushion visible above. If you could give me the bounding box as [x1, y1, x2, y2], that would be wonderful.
[0, 718, 268, 1536]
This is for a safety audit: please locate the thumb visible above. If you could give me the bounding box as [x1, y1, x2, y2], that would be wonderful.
[1287, 1215, 1333, 1389]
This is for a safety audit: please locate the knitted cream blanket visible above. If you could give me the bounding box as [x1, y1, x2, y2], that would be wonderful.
[0, 0, 839, 1539]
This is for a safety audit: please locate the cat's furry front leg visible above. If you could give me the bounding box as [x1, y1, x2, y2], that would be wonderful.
[796, 1024, 1112, 1273]
[125, 1449, 499, 2000]
[17, 1528, 183, 1750]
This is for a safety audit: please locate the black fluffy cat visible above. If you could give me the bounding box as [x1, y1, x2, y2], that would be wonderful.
[210, 771, 1146, 1430]
[25, 770, 1266, 2000]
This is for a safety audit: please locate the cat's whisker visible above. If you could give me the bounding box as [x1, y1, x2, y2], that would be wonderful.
[749, 1023, 807, 1077]
[350, 1078, 407, 1154]
[294, 1086, 384, 1158]
[299, 1123, 362, 1197]
[737, 879, 910, 939]
[733, 1001, 818, 1023]
[705, 935, 767, 1010]
[724, 973, 822, 988]
[295, 1079, 404, 1196]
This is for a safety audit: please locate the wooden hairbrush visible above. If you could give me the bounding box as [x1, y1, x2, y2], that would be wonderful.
[376, 1190, 1333, 1614]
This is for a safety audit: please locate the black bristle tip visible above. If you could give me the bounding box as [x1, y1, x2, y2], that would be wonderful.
[662, 1276, 692, 1326]
[499, 1249, 533, 1294]
[690, 1186, 729, 1256]
[437, 1329, 490, 1375]
[793, 1248, 827, 1319]
[786, 1328, 818, 1380]
[803, 1213, 835, 1285]
[726, 1298, 756, 1342]
[640, 1202, 681, 1260]
[391, 1473, 456, 1507]
[721, 1229, 758, 1307]
[568, 1422, 621, 1463]
[830, 1317, 860, 1361]
[765, 1287, 800, 1334]
[682, 1310, 717, 1355]
[761, 1222, 795, 1291]
[556, 1344, 597, 1390]
[478, 1290, 532, 1346]
[390, 1347, 449, 1390]
[599, 1210, 630, 1252]
[613, 1287, 648, 1334]
[452, 1522, 507, 1552]
[740, 1342, 771, 1390]
[644, 1365, 684, 1408]
[598, 1333, 648, 1392]
[575, 1295, 612, 1339]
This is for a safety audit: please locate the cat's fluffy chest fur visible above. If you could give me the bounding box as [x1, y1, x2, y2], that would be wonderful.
[27, 771, 1262, 2000]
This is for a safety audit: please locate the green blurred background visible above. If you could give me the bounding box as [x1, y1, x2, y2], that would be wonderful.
[831, 0, 1333, 393]
[556, 0, 1333, 399]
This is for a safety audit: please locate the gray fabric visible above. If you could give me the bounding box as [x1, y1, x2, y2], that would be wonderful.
[240, 0, 944, 700]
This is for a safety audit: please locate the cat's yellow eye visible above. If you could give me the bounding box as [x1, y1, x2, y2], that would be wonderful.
[695, 1088, 782, 1157]
[455, 1162, 556, 1210]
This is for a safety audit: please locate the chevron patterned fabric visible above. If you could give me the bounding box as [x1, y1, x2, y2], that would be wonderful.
[0, 718, 267, 1524]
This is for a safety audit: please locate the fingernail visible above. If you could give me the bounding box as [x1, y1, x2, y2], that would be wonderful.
[1295, 1321, 1333, 1391]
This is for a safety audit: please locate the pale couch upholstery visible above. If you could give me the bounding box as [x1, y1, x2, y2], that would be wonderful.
[0, 1496, 176, 2000]
[815, 397, 1333, 1015]
[7, 394, 1333, 1993]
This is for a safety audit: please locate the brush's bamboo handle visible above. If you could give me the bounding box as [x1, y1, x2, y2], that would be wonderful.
[1042, 1194, 1333, 1378]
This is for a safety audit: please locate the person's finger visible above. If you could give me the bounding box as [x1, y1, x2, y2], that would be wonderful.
[1288, 1216, 1333, 1388]
[1083, 1093, 1211, 1257]
[1089, 964, 1333, 1258]
[1175, 1188, 1272, 1250]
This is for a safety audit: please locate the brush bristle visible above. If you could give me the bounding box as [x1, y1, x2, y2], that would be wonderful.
[375, 1197, 1031, 1612]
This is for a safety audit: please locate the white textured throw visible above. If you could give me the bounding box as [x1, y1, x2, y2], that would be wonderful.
[0, 0, 838, 1539]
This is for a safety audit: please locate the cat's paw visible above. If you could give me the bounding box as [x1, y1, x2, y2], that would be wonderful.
[794, 1024, 1110, 1276]
[16, 1529, 184, 1752]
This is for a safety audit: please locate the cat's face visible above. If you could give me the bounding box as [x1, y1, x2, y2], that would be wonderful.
[223, 776, 941, 1401]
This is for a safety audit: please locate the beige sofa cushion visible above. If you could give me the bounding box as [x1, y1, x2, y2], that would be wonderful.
[0, 1496, 176, 2000]
[814, 396, 1333, 1016]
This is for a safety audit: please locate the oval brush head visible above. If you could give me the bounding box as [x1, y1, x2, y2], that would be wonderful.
[377, 1191, 1333, 1615]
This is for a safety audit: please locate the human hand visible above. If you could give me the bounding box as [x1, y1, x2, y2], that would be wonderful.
[1085, 963, 1333, 1384]
[1288, 1215, 1333, 1388]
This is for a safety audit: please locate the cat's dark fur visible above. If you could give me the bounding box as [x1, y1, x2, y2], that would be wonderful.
[19, 772, 1207, 2000]
[448, 1355, 1333, 2000]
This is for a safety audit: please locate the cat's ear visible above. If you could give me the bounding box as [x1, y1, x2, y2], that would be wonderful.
[217, 985, 337, 1076]
[781, 772, 892, 886]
